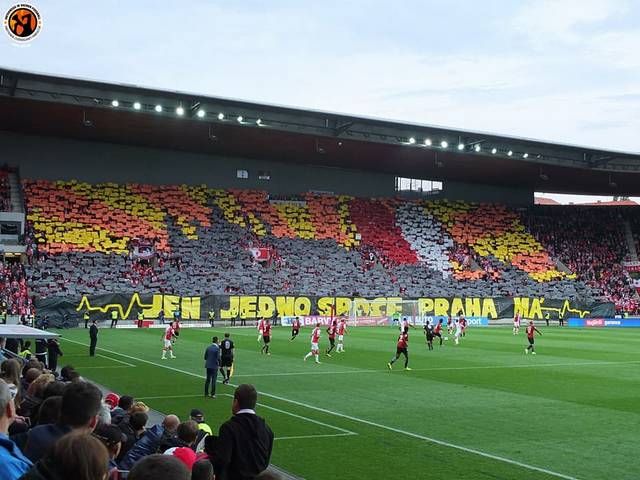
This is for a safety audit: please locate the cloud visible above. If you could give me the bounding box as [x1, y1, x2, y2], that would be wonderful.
[511, 0, 628, 46]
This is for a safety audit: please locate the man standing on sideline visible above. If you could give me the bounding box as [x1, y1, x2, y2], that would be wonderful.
[213, 384, 273, 480]
[89, 320, 99, 357]
[0, 379, 32, 478]
[204, 337, 220, 398]
[219, 333, 234, 385]
[110, 310, 118, 329]
[46, 338, 63, 372]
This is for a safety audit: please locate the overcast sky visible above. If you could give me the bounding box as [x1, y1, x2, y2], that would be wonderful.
[1, 0, 639, 203]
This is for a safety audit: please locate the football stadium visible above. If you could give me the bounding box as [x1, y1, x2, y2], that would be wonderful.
[1, 4, 640, 480]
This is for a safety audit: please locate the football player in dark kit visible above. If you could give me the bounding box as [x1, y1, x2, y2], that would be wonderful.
[387, 332, 411, 371]
[424, 321, 435, 350]
[290, 317, 301, 340]
[219, 333, 234, 385]
[325, 319, 337, 356]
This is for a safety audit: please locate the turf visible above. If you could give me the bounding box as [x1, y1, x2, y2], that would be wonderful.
[54, 326, 640, 480]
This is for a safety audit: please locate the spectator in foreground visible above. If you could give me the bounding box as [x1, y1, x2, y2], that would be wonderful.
[128, 454, 190, 480]
[117, 411, 148, 462]
[93, 423, 126, 479]
[213, 384, 274, 480]
[0, 379, 32, 479]
[192, 459, 214, 480]
[119, 414, 180, 470]
[24, 380, 102, 462]
[21, 432, 109, 480]
[111, 395, 134, 425]
[160, 420, 199, 453]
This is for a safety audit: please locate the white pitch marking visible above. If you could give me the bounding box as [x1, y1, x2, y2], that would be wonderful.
[274, 433, 356, 441]
[136, 393, 356, 436]
[219, 393, 356, 435]
[72, 365, 132, 370]
[62, 351, 135, 366]
[60, 338, 581, 480]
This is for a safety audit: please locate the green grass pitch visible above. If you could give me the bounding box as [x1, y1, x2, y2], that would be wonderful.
[54, 326, 640, 480]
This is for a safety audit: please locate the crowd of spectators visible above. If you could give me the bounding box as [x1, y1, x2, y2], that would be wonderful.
[0, 346, 275, 480]
[17, 185, 640, 314]
[0, 165, 14, 212]
[0, 260, 34, 316]
[524, 206, 640, 314]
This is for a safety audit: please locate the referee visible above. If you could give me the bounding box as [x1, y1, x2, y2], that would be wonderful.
[219, 333, 234, 385]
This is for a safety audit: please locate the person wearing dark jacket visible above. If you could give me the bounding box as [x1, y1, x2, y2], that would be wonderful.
[213, 384, 273, 480]
[203, 337, 220, 398]
[159, 420, 198, 453]
[45, 340, 63, 373]
[116, 411, 147, 462]
[119, 414, 179, 470]
[89, 320, 98, 356]
[24, 381, 102, 462]
[20, 432, 109, 480]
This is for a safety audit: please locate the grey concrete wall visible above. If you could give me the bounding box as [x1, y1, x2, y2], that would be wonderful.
[0, 131, 395, 197]
[442, 180, 534, 206]
[0, 131, 534, 204]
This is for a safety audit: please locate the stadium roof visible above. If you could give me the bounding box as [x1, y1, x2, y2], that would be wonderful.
[1, 68, 640, 196]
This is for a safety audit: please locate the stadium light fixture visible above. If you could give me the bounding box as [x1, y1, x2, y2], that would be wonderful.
[196, 109, 206, 118]
[440, 140, 448, 148]
[176, 106, 185, 116]
[424, 138, 432, 146]
[491, 147, 497, 154]
[154, 105, 163, 113]
[507, 150, 513, 156]
[218, 112, 225, 120]
[111, 100, 119, 107]
[523, 152, 529, 158]
[474, 144, 481, 152]
[408, 137, 416, 144]
[133, 102, 141, 110]
[237, 115, 243, 123]
[457, 143, 465, 151]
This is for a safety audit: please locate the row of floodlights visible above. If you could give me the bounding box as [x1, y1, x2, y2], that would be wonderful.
[109, 99, 263, 125]
[407, 136, 531, 158]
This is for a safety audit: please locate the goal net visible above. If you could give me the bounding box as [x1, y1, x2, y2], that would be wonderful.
[348, 299, 429, 327]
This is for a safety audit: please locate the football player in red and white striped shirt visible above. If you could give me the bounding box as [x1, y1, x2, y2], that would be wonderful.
[513, 312, 521, 335]
[336, 319, 347, 353]
[303, 322, 322, 364]
[161, 324, 176, 359]
[260, 319, 272, 356]
[257, 318, 265, 342]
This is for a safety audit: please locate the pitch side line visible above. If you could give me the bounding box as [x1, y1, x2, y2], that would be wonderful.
[274, 433, 355, 441]
[74, 365, 132, 370]
[219, 393, 356, 435]
[135, 392, 356, 436]
[61, 338, 579, 480]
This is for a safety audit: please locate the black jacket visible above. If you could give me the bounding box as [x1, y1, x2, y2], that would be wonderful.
[213, 412, 273, 480]
[19, 457, 65, 480]
[89, 324, 98, 340]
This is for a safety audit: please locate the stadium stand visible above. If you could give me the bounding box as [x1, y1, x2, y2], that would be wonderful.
[18, 178, 640, 313]
[0, 169, 10, 212]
